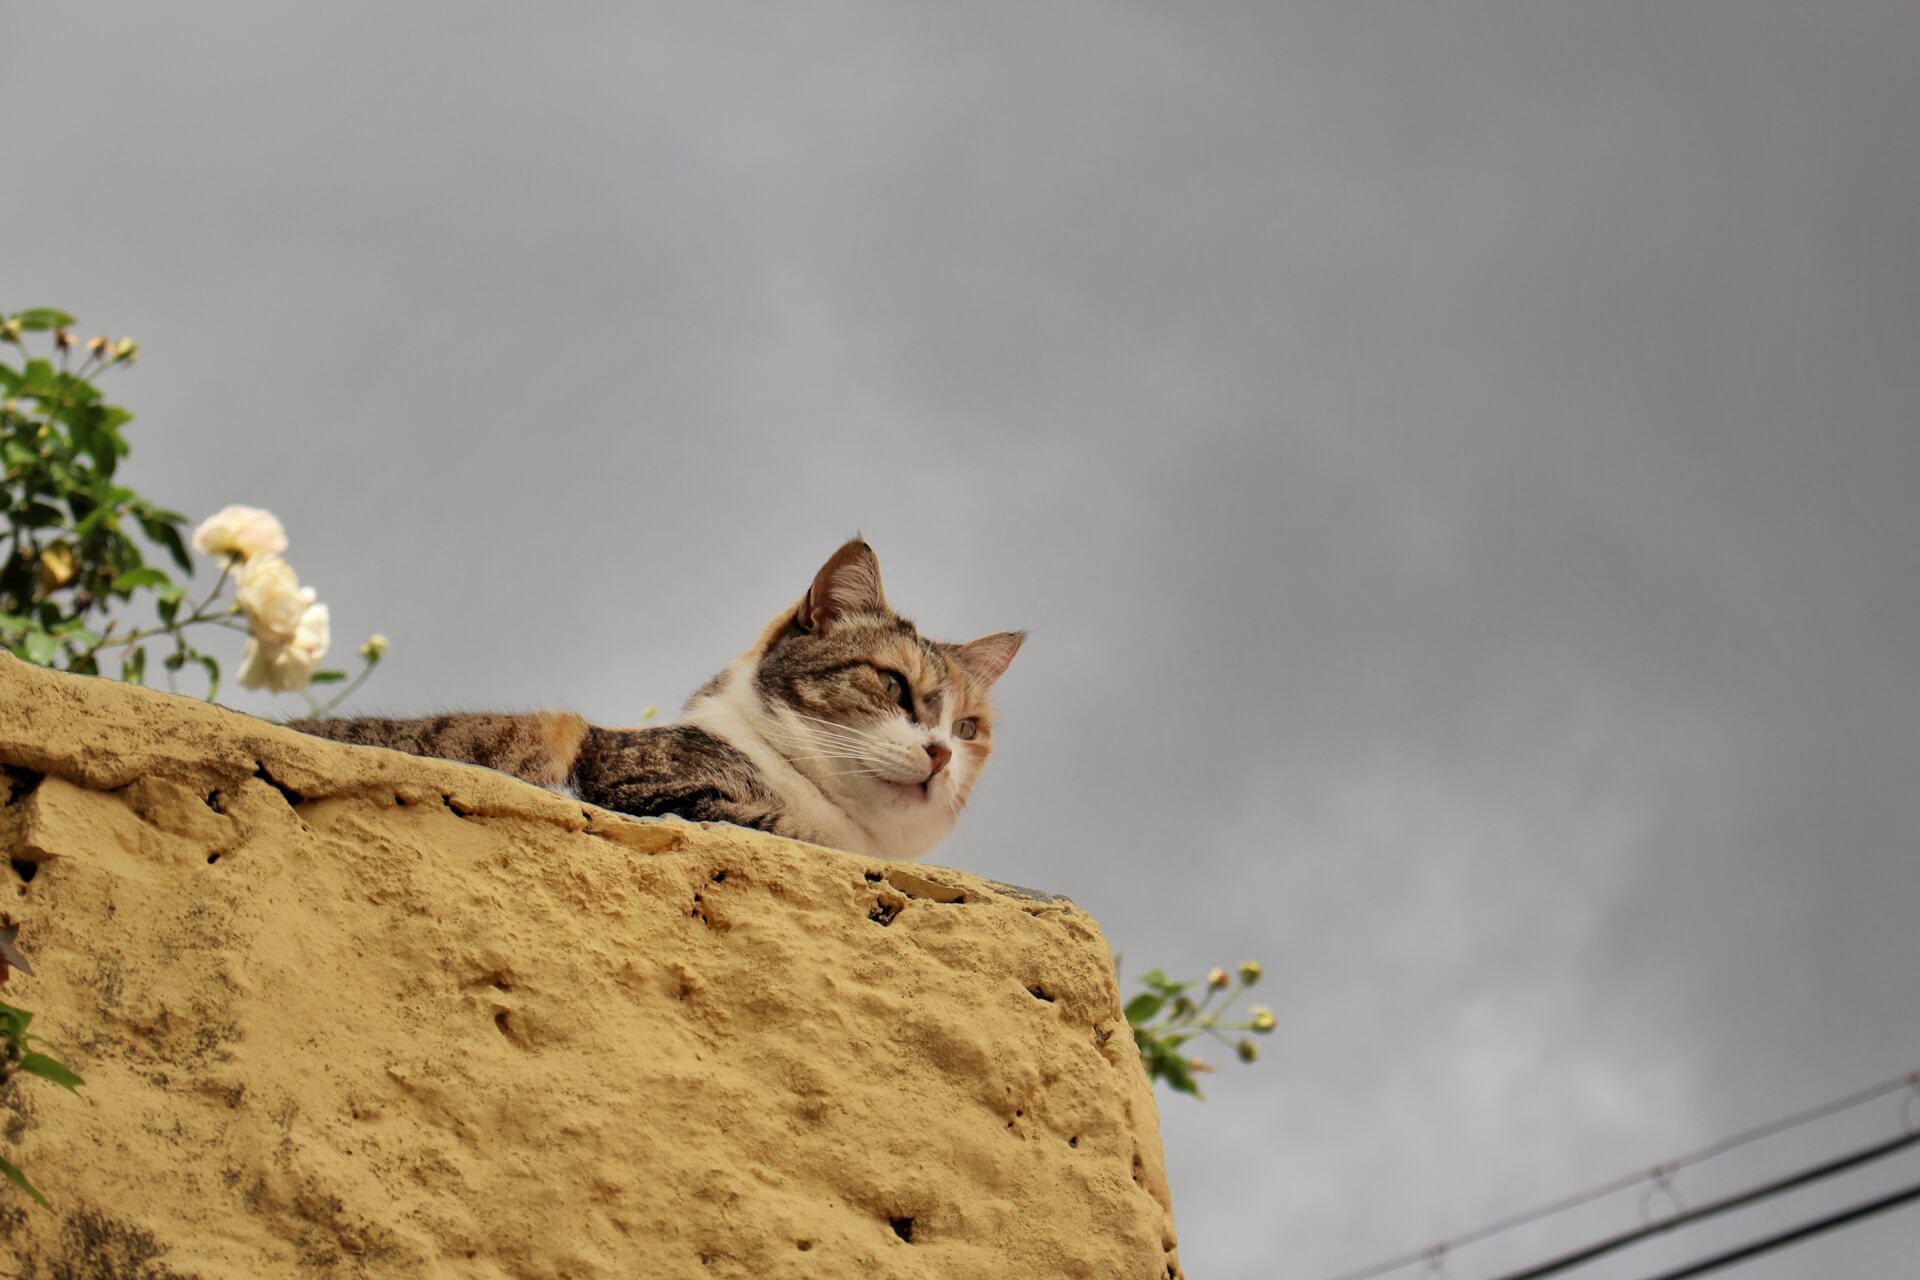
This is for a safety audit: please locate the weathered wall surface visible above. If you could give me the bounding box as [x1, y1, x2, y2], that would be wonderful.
[0, 655, 1180, 1279]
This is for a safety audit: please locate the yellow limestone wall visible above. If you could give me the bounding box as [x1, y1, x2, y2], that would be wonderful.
[0, 655, 1180, 1279]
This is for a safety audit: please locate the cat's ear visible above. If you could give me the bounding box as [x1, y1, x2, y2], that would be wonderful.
[795, 539, 888, 633]
[956, 631, 1025, 685]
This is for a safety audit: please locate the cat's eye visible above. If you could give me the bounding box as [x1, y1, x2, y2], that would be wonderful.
[953, 718, 978, 741]
[878, 669, 913, 712]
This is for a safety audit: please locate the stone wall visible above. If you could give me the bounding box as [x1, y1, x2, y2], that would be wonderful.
[0, 656, 1180, 1279]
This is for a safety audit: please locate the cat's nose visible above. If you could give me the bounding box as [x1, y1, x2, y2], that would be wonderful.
[924, 742, 953, 778]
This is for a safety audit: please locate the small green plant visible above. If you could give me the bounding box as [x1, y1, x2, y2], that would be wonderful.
[1126, 960, 1274, 1098]
[1, 307, 384, 711]
[0, 927, 81, 1208]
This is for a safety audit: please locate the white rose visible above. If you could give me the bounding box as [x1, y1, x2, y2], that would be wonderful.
[192, 505, 288, 562]
[235, 556, 315, 644]
[237, 601, 330, 693]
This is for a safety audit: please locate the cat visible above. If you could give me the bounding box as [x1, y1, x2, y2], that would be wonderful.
[290, 540, 1023, 860]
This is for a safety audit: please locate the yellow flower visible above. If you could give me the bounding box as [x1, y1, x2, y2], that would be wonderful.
[359, 634, 389, 661]
[235, 556, 313, 639]
[193, 505, 288, 562]
[1238, 960, 1264, 986]
[233, 555, 330, 692]
[1249, 1006, 1277, 1034]
[1207, 968, 1231, 990]
[237, 601, 330, 693]
[35, 543, 77, 596]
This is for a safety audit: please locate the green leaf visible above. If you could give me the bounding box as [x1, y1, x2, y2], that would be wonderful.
[156, 594, 180, 626]
[144, 518, 191, 573]
[21, 630, 58, 666]
[17, 1053, 82, 1092]
[0, 1155, 50, 1210]
[19, 501, 66, 529]
[122, 646, 146, 684]
[18, 360, 57, 397]
[14, 308, 75, 332]
[110, 567, 171, 593]
[56, 625, 98, 653]
[196, 654, 219, 701]
[306, 670, 346, 685]
[162, 651, 185, 672]
[1124, 993, 1165, 1025]
[1159, 1052, 1203, 1098]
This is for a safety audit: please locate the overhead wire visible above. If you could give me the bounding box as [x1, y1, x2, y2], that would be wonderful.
[1484, 1127, 1920, 1280]
[1320, 1066, 1920, 1280]
[1627, 1177, 1920, 1280]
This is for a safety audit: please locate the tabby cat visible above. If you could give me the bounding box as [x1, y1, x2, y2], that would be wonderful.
[291, 540, 1023, 860]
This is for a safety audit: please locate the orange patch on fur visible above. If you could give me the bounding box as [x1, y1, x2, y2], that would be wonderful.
[526, 712, 590, 787]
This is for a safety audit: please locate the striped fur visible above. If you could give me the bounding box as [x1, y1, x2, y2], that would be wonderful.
[289, 541, 1022, 859]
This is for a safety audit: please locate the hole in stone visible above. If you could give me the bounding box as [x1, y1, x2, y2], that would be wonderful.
[253, 763, 303, 807]
[204, 789, 224, 813]
[710, 870, 728, 884]
[868, 899, 899, 927]
[206, 852, 221, 865]
[10, 860, 38, 885]
[1027, 985, 1054, 1003]
[394, 795, 408, 807]
[1068, 1136, 1079, 1148]
[493, 1010, 513, 1038]
[889, 1217, 914, 1243]
[795, 1240, 813, 1252]
[3, 767, 44, 806]
[490, 976, 512, 992]
[442, 795, 473, 818]
[863, 870, 884, 882]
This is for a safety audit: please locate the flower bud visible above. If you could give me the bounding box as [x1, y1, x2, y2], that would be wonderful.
[1189, 1057, 1217, 1074]
[52, 328, 75, 351]
[1238, 960, 1263, 986]
[86, 336, 110, 356]
[111, 338, 140, 363]
[1207, 967, 1230, 990]
[35, 543, 77, 595]
[1237, 1038, 1259, 1063]
[0, 319, 22, 344]
[359, 633, 389, 661]
[1250, 1005, 1277, 1033]
[1170, 994, 1196, 1018]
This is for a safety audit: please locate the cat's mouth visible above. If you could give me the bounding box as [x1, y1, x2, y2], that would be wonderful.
[884, 778, 934, 802]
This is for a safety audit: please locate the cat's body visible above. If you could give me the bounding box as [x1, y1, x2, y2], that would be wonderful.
[291, 541, 1022, 860]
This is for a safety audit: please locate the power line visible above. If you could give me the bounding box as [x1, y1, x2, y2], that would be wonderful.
[1628, 1176, 1920, 1280]
[1321, 1066, 1920, 1280]
[1487, 1128, 1920, 1280]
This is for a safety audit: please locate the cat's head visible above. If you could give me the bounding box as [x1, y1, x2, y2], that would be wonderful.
[692, 540, 1023, 858]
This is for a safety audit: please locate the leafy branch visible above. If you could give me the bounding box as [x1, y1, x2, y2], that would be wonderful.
[1125, 960, 1274, 1099]
[0, 926, 82, 1209]
[1, 307, 385, 707]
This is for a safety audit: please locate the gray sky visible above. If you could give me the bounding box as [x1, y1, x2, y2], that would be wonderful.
[6, 4, 1919, 1276]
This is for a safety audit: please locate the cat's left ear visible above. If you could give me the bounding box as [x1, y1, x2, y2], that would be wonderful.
[796, 539, 888, 633]
[956, 631, 1026, 685]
